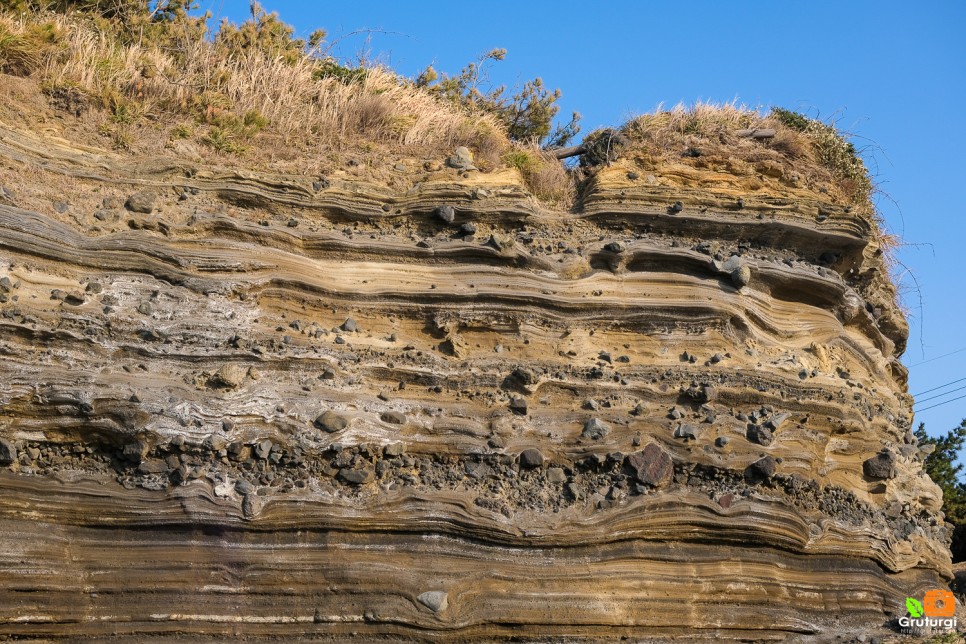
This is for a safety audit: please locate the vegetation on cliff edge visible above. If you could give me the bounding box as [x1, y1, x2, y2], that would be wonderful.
[916, 420, 966, 562]
[0, 0, 878, 212]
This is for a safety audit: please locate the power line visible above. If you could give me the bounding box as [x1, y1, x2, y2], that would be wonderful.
[915, 384, 966, 405]
[912, 377, 966, 398]
[908, 346, 966, 368]
[916, 393, 966, 413]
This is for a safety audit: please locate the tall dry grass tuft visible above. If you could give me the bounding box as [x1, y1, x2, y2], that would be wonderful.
[525, 149, 574, 207]
[0, 19, 39, 74]
[623, 100, 769, 156]
[0, 11, 507, 156]
[503, 145, 574, 207]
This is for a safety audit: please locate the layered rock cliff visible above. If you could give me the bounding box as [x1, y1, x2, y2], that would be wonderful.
[0, 90, 951, 640]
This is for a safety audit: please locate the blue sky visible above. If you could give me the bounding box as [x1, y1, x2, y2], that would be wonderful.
[206, 0, 966, 439]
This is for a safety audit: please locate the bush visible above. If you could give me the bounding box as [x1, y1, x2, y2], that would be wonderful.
[768, 107, 872, 203]
[615, 102, 876, 208]
[770, 106, 811, 132]
[416, 48, 580, 147]
[215, 2, 316, 64]
[0, 0, 210, 49]
[578, 128, 630, 167]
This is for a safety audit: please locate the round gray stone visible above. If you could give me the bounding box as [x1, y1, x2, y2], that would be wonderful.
[124, 190, 157, 214]
[731, 265, 752, 289]
[315, 411, 349, 433]
[519, 448, 544, 468]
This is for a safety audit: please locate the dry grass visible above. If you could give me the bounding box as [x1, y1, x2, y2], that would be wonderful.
[623, 101, 764, 151]
[618, 101, 901, 275]
[621, 100, 874, 210]
[0, 10, 882, 217]
[503, 146, 574, 207]
[0, 20, 39, 74]
[623, 101, 915, 299]
[0, 11, 507, 160]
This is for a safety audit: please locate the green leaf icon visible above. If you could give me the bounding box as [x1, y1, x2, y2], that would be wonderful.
[906, 597, 924, 617]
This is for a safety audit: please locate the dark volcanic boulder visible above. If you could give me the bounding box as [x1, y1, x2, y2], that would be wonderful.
[624, 443, 673, 488]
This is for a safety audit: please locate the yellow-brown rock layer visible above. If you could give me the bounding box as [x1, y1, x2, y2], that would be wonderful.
[0, 120, 949, 641]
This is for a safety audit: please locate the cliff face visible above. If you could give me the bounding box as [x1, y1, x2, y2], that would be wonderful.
[0, 103, 950, 640]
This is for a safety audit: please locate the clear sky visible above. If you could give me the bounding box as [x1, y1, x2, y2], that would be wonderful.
[205, 0, 966, 441]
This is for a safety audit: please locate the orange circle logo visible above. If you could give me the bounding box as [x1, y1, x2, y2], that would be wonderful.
[924, 589, 956, 618]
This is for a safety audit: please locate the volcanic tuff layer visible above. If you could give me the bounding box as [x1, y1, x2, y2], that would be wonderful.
[0, 114, 951, 641]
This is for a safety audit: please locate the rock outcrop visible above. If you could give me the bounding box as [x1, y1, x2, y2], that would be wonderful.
[0, 114, 949, 641]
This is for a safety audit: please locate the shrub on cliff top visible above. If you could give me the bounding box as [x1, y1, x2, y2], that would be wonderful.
[416, 47, 580, 147]
[771, 106, 872, 203]
[1, 0, 209, 50]
[0, 2, 508, 159]
[0, 1, 580, 160]
[0, 2, 878, 211]
[619, 101, 874, 208]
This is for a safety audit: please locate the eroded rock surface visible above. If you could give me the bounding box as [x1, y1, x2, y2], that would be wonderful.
[0, 120, 949, 641]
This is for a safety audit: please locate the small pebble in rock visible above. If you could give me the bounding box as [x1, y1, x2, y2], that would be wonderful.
[435, 205, 455, 224]
[746, 455, 777, 479]
[746, 424, 774, 446]
[125, 191, 156, 214]
[417, 590, 448, 613]
[0, 439, 18, 466]
[518, 448, 544, 468]
[582, 417, 610, 441]
[380, 411, 407, 425]
[673, 424, 700, 440]
[315, 411, 348, 433]
[509, 396, 528, 415]
[604, 241, 625, 253]
[341, 318, 358, 333]
[731, 265, 752, 289]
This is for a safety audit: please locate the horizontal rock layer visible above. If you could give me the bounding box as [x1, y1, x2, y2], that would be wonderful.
[0, 120, 949, 640]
